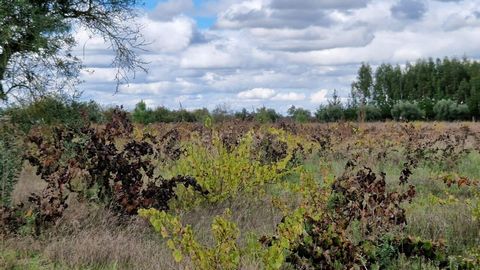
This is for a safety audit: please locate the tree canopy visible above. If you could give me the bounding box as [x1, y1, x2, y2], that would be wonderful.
[0, 0, 145, 102]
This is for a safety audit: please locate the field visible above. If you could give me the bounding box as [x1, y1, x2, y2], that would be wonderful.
[1, 112, 480, 269]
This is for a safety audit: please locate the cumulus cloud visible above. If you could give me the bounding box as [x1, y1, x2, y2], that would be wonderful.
[310, 89, 329, 104]
[74, 0, 480, 112]
[270, 0, 370, 10]
[237, 88, 276, 99]
[272, 92, 306, 101]
[149, 0, 194, 21]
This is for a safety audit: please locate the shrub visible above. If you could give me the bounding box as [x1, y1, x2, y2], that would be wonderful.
[0, 120, 23, 206]
[364, 104, 383, 121]
[433, 99, 470, 121]
[287, 106, 311, 123]
[315, 105, 344, 122]
[132, 100, 154, 124]
[391, 101, 425, 121]
[255, 107, 280, 123]
[4, 96, 102, 132]
[169, 129, 302, 203]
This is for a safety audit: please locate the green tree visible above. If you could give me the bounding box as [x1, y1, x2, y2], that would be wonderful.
[287, 106, 311, 123]
[468, 76, 480, 119]
[352, 63, 373, 105]
[0, 0, 145, 102]
[254, 107, 279, 123]
[132, 100, 153, 124]
[391, 101, 425, 121]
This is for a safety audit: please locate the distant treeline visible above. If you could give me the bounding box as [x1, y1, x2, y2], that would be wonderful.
[348, 57, 480, 120]
[2, 57, 480, 129]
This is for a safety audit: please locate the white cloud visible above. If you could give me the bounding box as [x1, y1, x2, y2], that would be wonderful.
[272, 92, 306, 101]
[310, 89, 329, 104]
[237, 88, 276, 99]
[141, 16, 195, 53]
[73, 0, 480, 112]
[180, 43, 241, 69]
[150, 0, 194, 21]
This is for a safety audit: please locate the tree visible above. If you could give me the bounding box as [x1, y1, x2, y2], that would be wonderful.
[132, 100, 152, 124]
[0, 0, 145, 102]
[391, 101, 425, 121]
[352, 63, 373, 105]
[315, 90, 344, 122]
[254, 107, 279, 123]
[287, 105, 311, 123]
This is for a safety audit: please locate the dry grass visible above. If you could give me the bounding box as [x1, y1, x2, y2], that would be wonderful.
[3, 200, 177, 270]
[11, 163, 46, 205]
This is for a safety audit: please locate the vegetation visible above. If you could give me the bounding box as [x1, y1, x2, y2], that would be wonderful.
[1, 109, 479, 269]
[0, 0, 144, 102]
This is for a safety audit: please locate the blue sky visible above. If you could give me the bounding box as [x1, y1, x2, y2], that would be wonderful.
[143, 0, 217, 29]
[75, 0, 480, 113]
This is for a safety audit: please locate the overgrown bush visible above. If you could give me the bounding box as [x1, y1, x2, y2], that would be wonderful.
[3, 96, 103, 132]
[255, 107, 280, 123]
[0, 119, 23, 206]
[364, 104, 383, 121]
[315, 104, 344, 122]
[391, 101, 425, 121]
[433, 99, 470, 121]
[287, 106, 311, 123]
[169, 129, 302, 203]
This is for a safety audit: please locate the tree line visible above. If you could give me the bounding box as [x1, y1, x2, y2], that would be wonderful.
[2, 57, 480, 128]
[349, 57, 480, 121]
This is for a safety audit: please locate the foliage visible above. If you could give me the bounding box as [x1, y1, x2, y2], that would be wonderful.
[255, 107, 280, 123]
[433, 99, 470, 121]
[363, 104, 383, 121]
[354, 57, 480, 119]
[287, 106, 311, 123]
[0, 0, 144, 101]
[0, 119, 23, 206]
[3, 96, 104, 132]
[139, 208, 240, 270]
[391, 101, 425, 121]
[1, 108, 209, 235]
[315, 104, 344, 122]
[170, 129, 302, 203]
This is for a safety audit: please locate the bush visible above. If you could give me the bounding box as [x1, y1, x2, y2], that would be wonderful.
[169, 129, 300, 203]
[132, 100, 153, 124]
[433, 99, 470, 121]
[418, 98, 436, 120]
[255, 107, 280, 123]
[391, 101, 425, 121]
[315, 105, 344, 122]
[287, 106, 311, 123]
[364, 105, 383, 121]
[0, 121, 23, 206]
[4, 96, 103, 132]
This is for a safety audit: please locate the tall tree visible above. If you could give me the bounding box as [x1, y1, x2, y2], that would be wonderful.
[352, 63, 373, 105]
[0, 0, 145, 102]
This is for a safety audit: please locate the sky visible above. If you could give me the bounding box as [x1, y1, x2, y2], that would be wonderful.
[75, 0, 480, 113]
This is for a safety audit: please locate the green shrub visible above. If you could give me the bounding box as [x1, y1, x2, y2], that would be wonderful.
[433, 99, 470, 121]
[169, 129, 302, 203]
[364, 105, 383, 121]
[4, 96, 102, 132]
[315, 105, 344, 122]
[132, 100, 154, 124]
[391, 101, 425, 121]
[254, 107, 280, 123]
[287, 106, 311, 123]
[0, 120, 23, 206]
